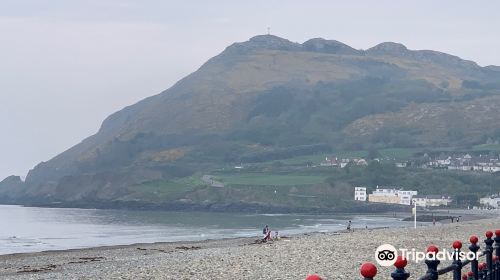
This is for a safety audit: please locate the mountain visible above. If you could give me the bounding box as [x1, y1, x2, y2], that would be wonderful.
[2, 35, 500, 209]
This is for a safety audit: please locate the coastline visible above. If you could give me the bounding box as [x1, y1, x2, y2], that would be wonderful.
[1, 213, 498, 280]
[0, 199, 416, 214]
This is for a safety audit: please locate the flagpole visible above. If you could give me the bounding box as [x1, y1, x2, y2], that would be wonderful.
[413, 199, 417, 229]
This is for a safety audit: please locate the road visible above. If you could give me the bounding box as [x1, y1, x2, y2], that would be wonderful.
[201, 175, 224, 188]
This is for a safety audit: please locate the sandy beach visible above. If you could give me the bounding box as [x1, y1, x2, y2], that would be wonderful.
[0, 213, 499, 280]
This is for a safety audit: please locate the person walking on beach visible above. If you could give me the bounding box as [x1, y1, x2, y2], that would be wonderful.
[347, 220, 352, 232]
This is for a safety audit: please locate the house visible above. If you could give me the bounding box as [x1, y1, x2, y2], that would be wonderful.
[320, 157, 338, 167]
[480, 195, 500, 209]
[436, 157, 452, 166]
[355, 158, 368, 166]
[354, 187, 367, 201]
[395, 162, 407, 168]
[368, 194, 401, 204]
[368, 187, 418, 205]
[413, 195, 451, 208]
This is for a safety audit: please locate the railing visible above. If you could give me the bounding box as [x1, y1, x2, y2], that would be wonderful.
[305, 230, 500, 280]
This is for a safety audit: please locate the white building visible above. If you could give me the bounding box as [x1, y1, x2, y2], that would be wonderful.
[480, 196, 500, 209]
[413, 195, 451, 208]
[369, 187, 418, 205]
[354, 187, 367, 201]
[399, 194, 413, 205]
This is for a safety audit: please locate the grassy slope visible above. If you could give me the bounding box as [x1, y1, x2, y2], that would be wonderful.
[473, 144, 500, 152]
[125, 176, 206, 202]
[216, 174, 327, 186]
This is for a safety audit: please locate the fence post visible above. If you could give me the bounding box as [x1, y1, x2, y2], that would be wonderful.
[453, 240, 464, 280]
[470, 235, 480, 280]
[360, 262, 377, 280]
[494, 230, 500, 280]
[425, 245, 440, 280]
[493, 256, 499, 280]
[479, 263, 487, 280]
[391, 256, 410, 280]
[486, 231, 494, 280]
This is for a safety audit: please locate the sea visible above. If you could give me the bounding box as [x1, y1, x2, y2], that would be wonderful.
[0, 204, 417, 255]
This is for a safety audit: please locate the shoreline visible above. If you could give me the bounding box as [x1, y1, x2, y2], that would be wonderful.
[0, 208, 492, 258]
[0, 199, 416, 214]
[2, 217, 499, 279]
[1, 213, 498, 279]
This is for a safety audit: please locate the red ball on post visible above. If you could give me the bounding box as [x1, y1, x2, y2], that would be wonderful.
[360, 263, 377, 278]
[452, 240, 462, 249]
[427, 245, 439, 254]
[305, 275, 322, 280]
[486, 231, 493, 238]
[394, 256, 407, 269]
[470, 235, 478, 244]
[479, 262, 486, 270]
[495, 229, 500, 237]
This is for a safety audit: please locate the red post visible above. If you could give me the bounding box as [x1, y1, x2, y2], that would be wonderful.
[305, 275, 322, 280]
[360, 263, 377, 280]
[486, 231, 494, 280]
[453, 240, 463, 280]
[469, 235, 480, 280]
[425, 245, 440, 280]
[391, 255, 410, 280]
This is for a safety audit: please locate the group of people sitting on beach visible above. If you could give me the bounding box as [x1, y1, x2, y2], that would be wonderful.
[262, 225, 280, 242]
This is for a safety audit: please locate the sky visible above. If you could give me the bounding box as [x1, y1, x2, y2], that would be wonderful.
[1, 0, 499, 180]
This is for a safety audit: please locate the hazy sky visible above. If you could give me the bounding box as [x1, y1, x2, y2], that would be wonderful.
[1, 0, 499, 180]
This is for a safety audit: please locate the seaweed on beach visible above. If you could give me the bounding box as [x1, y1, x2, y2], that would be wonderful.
[17, 264, 56, 273]
[175, 246, 201, 250]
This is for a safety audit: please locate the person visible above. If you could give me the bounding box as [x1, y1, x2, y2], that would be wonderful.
[273, 231, 280, 240]
[262, 225, 271, 241]
[432, 218, 436, 226]
[347, 220, 352, 232]
[456, 216, 460, 223]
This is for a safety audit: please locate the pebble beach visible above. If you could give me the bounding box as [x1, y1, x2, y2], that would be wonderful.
[1, 216, 499, 280]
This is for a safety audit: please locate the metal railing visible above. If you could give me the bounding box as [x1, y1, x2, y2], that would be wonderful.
[361, 230, 500, 280]
[306, 230, 500, 280]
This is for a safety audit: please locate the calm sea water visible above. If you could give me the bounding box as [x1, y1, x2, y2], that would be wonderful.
[0, 204, 415, 255]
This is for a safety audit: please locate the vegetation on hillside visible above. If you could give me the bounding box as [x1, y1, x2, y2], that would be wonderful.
[3, 35, 500, 211]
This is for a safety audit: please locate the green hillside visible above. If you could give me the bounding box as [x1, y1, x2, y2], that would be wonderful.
[2, 35, 500, 211]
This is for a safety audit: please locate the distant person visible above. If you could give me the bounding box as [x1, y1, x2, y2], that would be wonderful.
[456, 216, 460, 223]
[432, 218, 436, 226]
[274, 231, 280, 240]
[451, 216, 454, 223]
[347, 220, 352, 232]
[262, 225, 271, 241]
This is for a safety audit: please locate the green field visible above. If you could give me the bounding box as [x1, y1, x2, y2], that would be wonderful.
[472, 144, 500, 152]
[262, 148, 419, 166]
[129, 176, 206, 200]
[216, 173, 327, 186]
[378, 148, 421, 159]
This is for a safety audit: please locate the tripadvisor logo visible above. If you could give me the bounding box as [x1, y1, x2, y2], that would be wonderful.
[375, 243, 479, 266]
[375, 244, 398, 266]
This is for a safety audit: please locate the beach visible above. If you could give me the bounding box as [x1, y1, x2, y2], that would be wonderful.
[1, 214, 499, 280]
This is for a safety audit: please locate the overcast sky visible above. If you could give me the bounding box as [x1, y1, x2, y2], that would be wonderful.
[1, 0, 499, 180]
